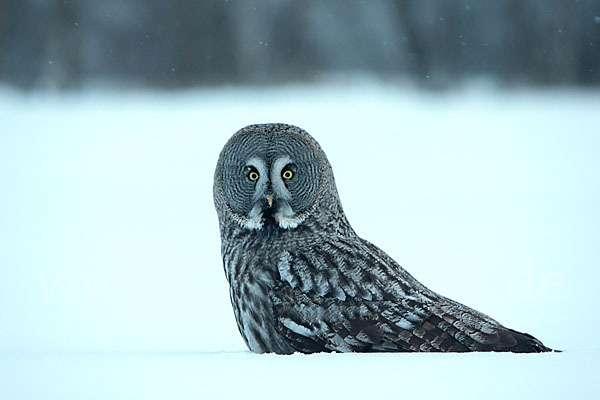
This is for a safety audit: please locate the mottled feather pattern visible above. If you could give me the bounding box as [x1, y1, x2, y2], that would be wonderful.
[214, 123, 552, 354]
[269, 237, 538, 353]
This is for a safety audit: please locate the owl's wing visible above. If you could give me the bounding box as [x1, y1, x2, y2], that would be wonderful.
[270, 237, 550, 353]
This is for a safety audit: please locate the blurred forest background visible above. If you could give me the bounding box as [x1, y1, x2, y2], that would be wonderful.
[1, 0, 600, 90]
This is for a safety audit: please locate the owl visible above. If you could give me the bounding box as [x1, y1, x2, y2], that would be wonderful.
[213, 123, 552, 354]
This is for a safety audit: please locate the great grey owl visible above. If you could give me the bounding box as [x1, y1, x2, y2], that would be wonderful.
[213, 123, 552, 353]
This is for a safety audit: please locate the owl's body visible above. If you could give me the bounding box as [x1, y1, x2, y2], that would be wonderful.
[214, 124, 551, 353]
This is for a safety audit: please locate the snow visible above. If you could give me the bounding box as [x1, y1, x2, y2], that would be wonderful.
[1, 350, 598, 399]
[1, 82, 599, 399]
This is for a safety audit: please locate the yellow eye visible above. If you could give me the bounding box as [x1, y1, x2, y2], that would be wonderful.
[282, 169, 294, 180]
[248, 171, 259, 181]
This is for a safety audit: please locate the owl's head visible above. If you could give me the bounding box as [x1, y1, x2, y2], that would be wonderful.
[214, 123, 344, 231]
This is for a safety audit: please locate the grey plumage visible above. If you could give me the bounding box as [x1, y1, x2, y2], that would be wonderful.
[213, 123, 552, 354]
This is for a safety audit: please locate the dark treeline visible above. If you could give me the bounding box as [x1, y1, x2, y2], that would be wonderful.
[1, 0, 599, 90]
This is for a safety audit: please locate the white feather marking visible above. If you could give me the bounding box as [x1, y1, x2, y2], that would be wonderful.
[275, 202, 306, 229]
[331, 334, 352, 351]
[277, 252, 297, 288]
[396, 318, 414, 330]
[333, 286, 346, 301]
[281, 318, 315, 337]
[243, 204, 264, 230]
[382, 309, 414, 330]
[276, 214, 303, 229]
[271, 156, 293, 201]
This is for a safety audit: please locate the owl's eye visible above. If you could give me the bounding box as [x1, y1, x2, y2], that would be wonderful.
[247, 167, 260, 182]
[282, 168, 294, 180]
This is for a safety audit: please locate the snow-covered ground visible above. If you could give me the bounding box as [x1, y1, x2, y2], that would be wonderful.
[1, 82, 599, 399]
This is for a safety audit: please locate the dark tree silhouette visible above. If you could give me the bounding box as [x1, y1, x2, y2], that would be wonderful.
[0, 0, 598, 90]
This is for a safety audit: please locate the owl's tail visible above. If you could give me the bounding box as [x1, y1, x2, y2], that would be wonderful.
[503, 328, 557, 353]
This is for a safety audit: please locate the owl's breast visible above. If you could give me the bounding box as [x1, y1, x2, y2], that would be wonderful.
[223, 238, 295, 353]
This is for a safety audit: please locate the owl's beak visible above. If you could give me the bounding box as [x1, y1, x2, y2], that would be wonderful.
[266, 195, 274, 208]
